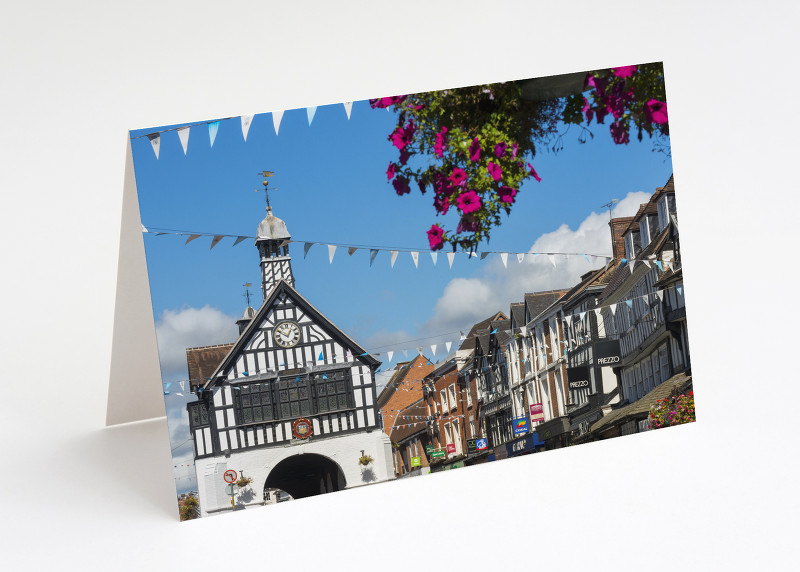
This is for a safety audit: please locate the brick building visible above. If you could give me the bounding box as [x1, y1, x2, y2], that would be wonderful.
[377, 354, 433, 437]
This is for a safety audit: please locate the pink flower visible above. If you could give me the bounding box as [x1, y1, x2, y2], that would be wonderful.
[399, 148, 411, 165]
[392, 176, 410, 196]
[527, 163, 541, 182]
[610, 121, 630, 145]
[498, 186, 517, 204]
[456, 190, 481, 214]
[390, 121, 416, 150]
[386, 163, 396, 181]
[510, 142, 519, 158]
[434, 127, 448, 158]
[487, 162, 502, 182]
[494, 142, 507, 158]
[448, 167, 467, 187]
[433, 194, 450, 215]
[469, 137, 481, 161]
[594, 106, 609, 124]
[645, 99, 668, 124]
[582, 97, 594, 123]
[370, 95, 408, 108]
[427, 225, 445, 250]
[433, 172, 453, 196]
[456, 216, 480, 234]
[612, 65, 637, 78]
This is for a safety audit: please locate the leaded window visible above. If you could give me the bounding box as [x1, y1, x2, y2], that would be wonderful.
[188, 401, 210, 429]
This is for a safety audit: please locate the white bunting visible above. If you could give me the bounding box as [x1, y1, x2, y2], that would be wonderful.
[520, 326, 527, 335]
[629, 261, 636, 274]
[208, 121, 220, 148]
[241, 115, 254, 141]
[390, 250, 399, 268]
[564, 314, 573, 326]
[430, 252, 438, 266]
[210, 235, 224, 249]
[656, 289, 664, 302]
[141, 224, 148, 233]
[177, 127, 190, 154]
[643, 260, 652, 268]
[343, 102, 353, 119]
[179, 380, 186, 392]
[411, 251, 419, 268]
[609, 304, 617, 316]
[387, 351, 394, 362]
[460, 331, 466, 341]
[517, 253, 525, 264]
[500, 252, 508, 268]
[548, 254, 556, 268]
[272, 110, 284, 135]
[447, 252, 455, 268]
[445, 342, 452, 353]
[594, 308, 602, 320]
[147, 133, 160, 159]
[307, 106, 317, 125]
[431, 344, 437, 356]
[328, 244, 336, 263]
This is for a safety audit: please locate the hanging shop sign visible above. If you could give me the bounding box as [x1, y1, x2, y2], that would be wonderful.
[475, 438, 488, 451]
[411, 456, 421, 467]
[292, 418, 313, 439]
[425, 444, 434, 455]
[430, 450, 446, 459]
[446, 443, 456, 454]
[467, 439, 477, 454]
[530, 403, 544, 423]
[567, 366, 591, 391]
[594, 339, 622, 365]
[512, 416, 530, 436]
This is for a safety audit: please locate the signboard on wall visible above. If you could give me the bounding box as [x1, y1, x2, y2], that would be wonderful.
[512, 416, 530, 436]
[467, 439, 477, 454]
[530, 403, 544, 422]
[411, 456, 421, 467]
[475, 438, 488, 451]
[446, 443, 456, 454]
[594, 339, 622, 365]
[567, 366, 591, 390]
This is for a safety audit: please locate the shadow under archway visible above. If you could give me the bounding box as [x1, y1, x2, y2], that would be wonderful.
[264, 453, 347, 500]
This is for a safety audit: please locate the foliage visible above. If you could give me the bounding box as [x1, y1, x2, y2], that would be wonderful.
[236, 475, 253, 487]
[358, 454, 374, 466]
[179, 494, 199, 521]
[374, 63, 669, 251]
[648, 389, 695, 429]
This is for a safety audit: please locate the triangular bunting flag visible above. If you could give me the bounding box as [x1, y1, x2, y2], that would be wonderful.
[343, 102, 353, 119]
[625, 300, 633, 310]
[430, 252, 438, 266]
[629, 261, 635, 274]
[307, 106, 317, 125]
[500, 252, 508, 268]
[447, 252, 455, 269]
[241, 114, 254, 141]
[304, 242, 314, 258]
[390, 250, 399, 268]
[656, 289, 664, 302]
[208, 121, 220, 148]
[387, 351, 394, 362]
[656, 260, 663, 272]
[445, 342, 452, 353]
[517, 253, 525, 264]
[233, 236, 248, 246]
[210, 235, 224, 249]
[620, 258, 628, 267]
[643, 260, 652, 268]
[179, 380, 186, 392]
[410, 251, 419, 268]
[594, 308, 602, 320]
[583, 254, 591, 263]
[185, 234, 201, 245]
[272, 110, 284, 135]
[318, 352, 323, 361]
[370, 249, 378, 266]
[548, 254, 556, 268]
[328, 244, 337, 263]
[490, 328, 497, 334]
[460, 331, 466, 341]
[431, 344, 437, 356]
[677, 285, 683, 296]
[579, 311, 586, 322]
[480, 252, 489, 260]
[141, 224, 148, 233]
[177, 127, 190, 154]
[519, 326, 527, 335]
[147, 133, 160, 159]
[348, 247, 358, 256]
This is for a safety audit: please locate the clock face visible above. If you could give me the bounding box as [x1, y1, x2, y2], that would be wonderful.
[273, 321, 301, 348]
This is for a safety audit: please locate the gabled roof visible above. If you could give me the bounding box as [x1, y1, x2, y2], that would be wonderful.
[390, 399, 429, 443]
[203, 280, 380, 389]
[459, 311, 507, 351]
[559, 264, 617, 312]
[491, 318, 512, 345]
[186, 343, 234, 385]
[599, 223, 671, 302]
[524, 290, 568, 325]
[509, 302, 526, 330]
[377, 354, 432, 408]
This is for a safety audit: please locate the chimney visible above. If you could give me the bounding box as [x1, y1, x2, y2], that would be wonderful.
[609, 217, 634, 260]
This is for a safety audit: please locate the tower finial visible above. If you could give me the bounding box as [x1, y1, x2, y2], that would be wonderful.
[242, 283, 253, 307]
[255, 170, 277, 212]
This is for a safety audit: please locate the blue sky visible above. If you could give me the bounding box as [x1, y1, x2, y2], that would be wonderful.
[130, 80, 672, 494]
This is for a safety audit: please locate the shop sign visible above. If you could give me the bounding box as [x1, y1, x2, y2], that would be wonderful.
[411, 456, 421, 467]
[567, 366, 591, 391]
[594, 339, 622, 365]
[446, 443, 456, 454]
[430, 450, 446, 459]
[467, 439, 477, 454]
[512, 416, 529, 436]
[530, 403, 544, 422]
[475, 438, 488, 451]
[425, 444, 434, 455]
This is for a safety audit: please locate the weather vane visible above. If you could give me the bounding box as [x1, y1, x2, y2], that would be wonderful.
[242, 283, 253, 307]
[255, 170, 278, 211]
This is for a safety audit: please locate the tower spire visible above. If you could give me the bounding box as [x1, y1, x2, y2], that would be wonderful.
[254, 171, 294, 299]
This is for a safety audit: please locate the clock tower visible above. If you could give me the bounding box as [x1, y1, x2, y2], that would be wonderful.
[255, 205, 295, 299]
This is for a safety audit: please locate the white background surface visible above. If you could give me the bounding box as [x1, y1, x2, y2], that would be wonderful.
[1, 1, 797, 570]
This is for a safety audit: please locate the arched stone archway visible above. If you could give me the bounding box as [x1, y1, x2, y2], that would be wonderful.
[264, 453, 347, 500]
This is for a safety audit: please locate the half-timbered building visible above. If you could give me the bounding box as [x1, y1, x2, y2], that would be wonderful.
[187, 205, 393, 516]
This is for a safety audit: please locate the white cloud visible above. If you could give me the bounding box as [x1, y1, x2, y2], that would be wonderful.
[155, 305, 239, 381]
[420, 191, 652, 335]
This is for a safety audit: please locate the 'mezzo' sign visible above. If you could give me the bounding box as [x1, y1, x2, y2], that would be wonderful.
[530, 403, 544, 422]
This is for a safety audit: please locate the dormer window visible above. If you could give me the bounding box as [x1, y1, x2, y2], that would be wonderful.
[639, 215, 658, 249]
[624, 230, 641, 260]
[657, 194, 676, 232]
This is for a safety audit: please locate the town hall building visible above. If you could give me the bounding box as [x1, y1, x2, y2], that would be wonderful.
[186, 196, 393, 517]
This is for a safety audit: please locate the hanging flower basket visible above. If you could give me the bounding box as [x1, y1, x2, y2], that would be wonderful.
[358, 455, 374, 466]
[236, 476, 253, 488]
